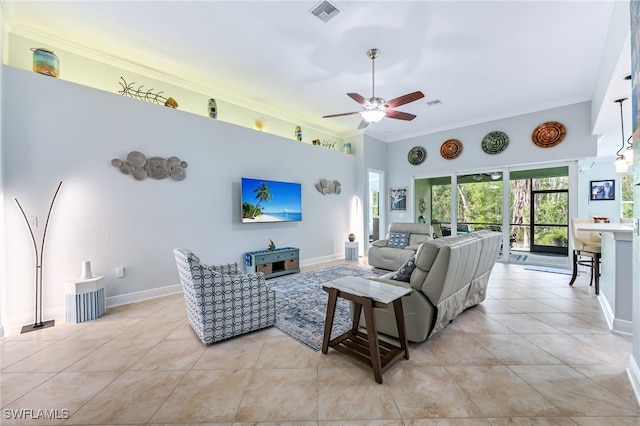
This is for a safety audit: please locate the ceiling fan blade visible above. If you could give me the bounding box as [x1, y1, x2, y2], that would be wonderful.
[386, 110, 417, 121]
[347, 93, 367, 105]
[385, 91, 425, 108]
[357, 119, 370, 129]
[323, 111, 361, 118]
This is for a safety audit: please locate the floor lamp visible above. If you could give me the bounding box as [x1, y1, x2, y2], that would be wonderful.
[14, 181, 63, 333]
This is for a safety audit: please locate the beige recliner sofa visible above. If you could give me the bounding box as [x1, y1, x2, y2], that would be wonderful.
[368, 222, 431, 270]
[359, 230, 502, 342]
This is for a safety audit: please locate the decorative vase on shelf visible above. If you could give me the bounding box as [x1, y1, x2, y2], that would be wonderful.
[342, 143, 352, 154]
[81, 261, 93, 279]
[31, 48, 59, 78]
[208, 98, 217, 118]
[295, 126, 302, 141]
[348, 233, 356, 242]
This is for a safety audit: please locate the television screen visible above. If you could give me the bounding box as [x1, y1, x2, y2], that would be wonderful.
[241, 178, 302, 223]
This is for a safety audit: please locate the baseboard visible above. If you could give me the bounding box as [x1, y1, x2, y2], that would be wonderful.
[5, 284, 182, 333]
[598, 293, 615, 330]
[612, 318, 633, 336]
[4, 258, 348, 333]
[299, 253, 344, 267]
[627, 355, 640, 407]
[106, 283, 182, 308]
[597, 293, 633, 335]
[5, 306, 65, 335]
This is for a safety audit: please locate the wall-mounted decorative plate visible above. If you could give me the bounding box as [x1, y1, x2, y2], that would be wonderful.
[481, 131, 509, 155]
[440, 138, 463, 160]
[532, 121, 566, 148]
[408, 146, 427, 165]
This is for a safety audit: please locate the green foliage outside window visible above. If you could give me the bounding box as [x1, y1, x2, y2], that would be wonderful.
[622, 173, 634, 218]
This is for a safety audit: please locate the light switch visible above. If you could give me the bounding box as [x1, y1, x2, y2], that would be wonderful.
[115, 267, 125, 278]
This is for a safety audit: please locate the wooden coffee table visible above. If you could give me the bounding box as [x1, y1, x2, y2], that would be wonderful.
[321, 276, 411, 384]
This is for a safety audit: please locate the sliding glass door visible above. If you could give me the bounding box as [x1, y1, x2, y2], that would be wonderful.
[510, 168, 569, 255]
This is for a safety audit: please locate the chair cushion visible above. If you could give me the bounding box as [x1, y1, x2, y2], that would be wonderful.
[387, 232, 410, 248]
[390, 254, 417, 282]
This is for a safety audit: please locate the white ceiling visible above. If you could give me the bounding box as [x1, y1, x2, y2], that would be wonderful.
[1, 0, 631, 152]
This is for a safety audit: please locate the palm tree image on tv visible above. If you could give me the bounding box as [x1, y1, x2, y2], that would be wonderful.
[241, 178, 302, 223]
[243, 181, 272, 219]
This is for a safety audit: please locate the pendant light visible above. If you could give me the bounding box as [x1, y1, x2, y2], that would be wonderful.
[614, 98, 629, 173]
[625, 135, 634, 165]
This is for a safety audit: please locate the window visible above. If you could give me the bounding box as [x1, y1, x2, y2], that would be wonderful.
[456, 173, 503, 232]
[622, 173, 633, 218]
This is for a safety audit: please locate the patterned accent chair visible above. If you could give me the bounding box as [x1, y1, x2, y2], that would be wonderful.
[173, 248, 276, 345]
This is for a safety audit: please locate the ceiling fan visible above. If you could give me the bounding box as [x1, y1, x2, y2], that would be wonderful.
[323, 48, 425, 129]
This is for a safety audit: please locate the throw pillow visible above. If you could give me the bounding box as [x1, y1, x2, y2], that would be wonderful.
[391, 254, 417, 282]
[387, 232, 410, 249]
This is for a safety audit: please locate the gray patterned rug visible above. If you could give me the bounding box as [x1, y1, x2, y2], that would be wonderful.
[268, 264, 386, 351]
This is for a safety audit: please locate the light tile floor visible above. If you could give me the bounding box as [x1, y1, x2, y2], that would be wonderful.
[1, 259, 639, 425]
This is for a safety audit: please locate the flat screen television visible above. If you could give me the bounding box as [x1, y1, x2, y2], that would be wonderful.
[241, 177, 302, 223]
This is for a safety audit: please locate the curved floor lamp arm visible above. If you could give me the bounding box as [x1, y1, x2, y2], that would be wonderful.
[38, 181, 63, 325]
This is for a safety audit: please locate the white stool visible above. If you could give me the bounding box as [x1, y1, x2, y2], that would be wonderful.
[65, 276, 106, 323]
[345, 242, 359, 260]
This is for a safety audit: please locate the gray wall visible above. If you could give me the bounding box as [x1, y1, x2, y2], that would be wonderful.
[2, 66, 356, 327]
[578, 160, 627, 221]
[384, 101, 598, 224]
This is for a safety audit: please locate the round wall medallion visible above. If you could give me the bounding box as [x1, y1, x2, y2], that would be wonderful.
[408, 146, 427, 165]
[440, 138, 463, 160]
[126, 151, 146, 168]
[532, 121, 566, 148]
[481, 131, 509, 155]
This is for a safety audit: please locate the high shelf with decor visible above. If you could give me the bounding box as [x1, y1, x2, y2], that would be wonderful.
[245, 247, 300, 279]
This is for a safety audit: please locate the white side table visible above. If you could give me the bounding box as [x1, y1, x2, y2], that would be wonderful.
[345, 242, 359, 260]
[65, 276, 106, 323]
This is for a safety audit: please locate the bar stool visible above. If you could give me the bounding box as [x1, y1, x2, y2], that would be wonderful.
[568, 218, 602, 294]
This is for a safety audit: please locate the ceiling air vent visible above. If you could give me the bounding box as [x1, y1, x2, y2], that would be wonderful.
[427, 99, 442, 106]
[310, 1, 341, 23]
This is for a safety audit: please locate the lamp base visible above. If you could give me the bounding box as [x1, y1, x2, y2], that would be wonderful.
[20, 319, 55, 334]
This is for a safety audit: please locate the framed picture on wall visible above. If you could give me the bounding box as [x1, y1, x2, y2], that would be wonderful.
[590, 179, 615, 201]
[389, 187, 408, 211]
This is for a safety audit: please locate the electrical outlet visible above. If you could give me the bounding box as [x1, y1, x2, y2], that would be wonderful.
[115, 267, 125, 278]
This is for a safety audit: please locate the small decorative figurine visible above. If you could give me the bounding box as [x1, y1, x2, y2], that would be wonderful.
[295, 126, 302, 141]
[208, 98, 217, 118]
[268, 239, 276, 251]
[255, 117, 265, 131]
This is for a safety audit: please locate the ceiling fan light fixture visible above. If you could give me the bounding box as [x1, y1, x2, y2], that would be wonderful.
[361, 110, 386, 123]
[490, 172, 502, 180]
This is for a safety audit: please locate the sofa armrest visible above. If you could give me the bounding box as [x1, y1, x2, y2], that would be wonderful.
[371, 239, 388, 248]
[405, 244, 421, 251]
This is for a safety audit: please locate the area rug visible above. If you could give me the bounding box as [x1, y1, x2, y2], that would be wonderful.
[268, 264, 386, 351]
[524, 265, 572, 275]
